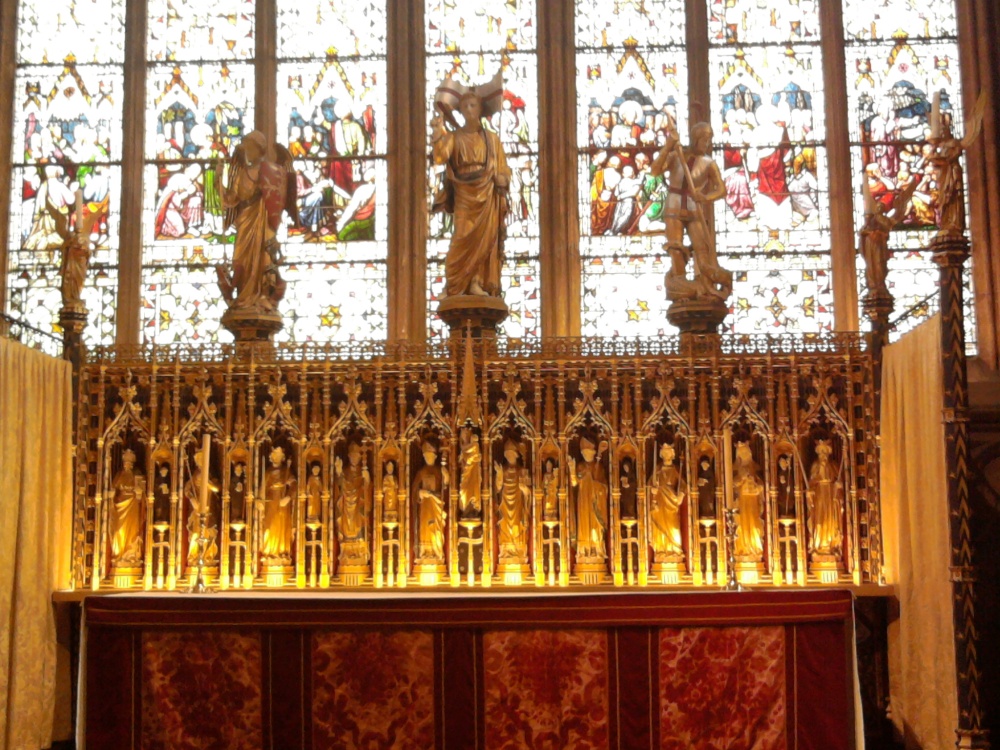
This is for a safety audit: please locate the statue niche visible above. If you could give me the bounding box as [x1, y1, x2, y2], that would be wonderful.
[412, 440, 448, 565]
[183, 446, 221, 567]
[648, 442, 686, 561]
[109, 448, 146, 570]
[568, 437, 609, 564]
[335, 441, 372, 566]
[495, 438, 531, 565]
[259, 446, 296, 568]
[806, 440, 844, 561]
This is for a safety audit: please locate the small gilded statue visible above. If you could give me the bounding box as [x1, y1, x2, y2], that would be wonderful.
[651, 118, 731, 303]
[184, 448, 220, 566]
[776, 453, 795, 518]
[46, 190, 105, 312]
[495, 439, 531, 562]
[568, 437, 609, 561]
[431, 72, 511, 298]
[927, 92, 985, 238]
[541, 459, 559, 522]
[382, 460, 399, 523]
[259, 446, 296, 566]
[733, 442, 765, 559]
[413, 441, 448, 562]
[335, 442, 371, 563]
[215, 131, 298, 315]
[807, 440, 844, 559]
[109, 449, 146, 567]
[458, 428, 483, 518]
[648, 442, 686, 559]
[619, 459, 637, 519]
[858, 176, 917, 298]
[230, 461, 248, 522]
[306, 462, 323, 522]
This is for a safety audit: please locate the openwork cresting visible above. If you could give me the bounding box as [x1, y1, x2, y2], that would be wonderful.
[71, 333, 879, 591]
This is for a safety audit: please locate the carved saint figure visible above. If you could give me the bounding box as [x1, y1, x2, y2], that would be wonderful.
[431, 73, 511, 297]
[651, 120, 731, 302]
[413, 442, 448, 562]
[620, 459, 637, 519]
[215, 130, 298, 312]
[153, 462, 171, 524]
[776, 454, 795, 518]
[697, 455, 716, 518]
[648, 443, 686, 558]
[230, 462, 248, 522]
[541, 459, 559, 522]
[733, 442, 765, 559]
[184, 449, 220, 565]
[807, 441, 844, 557]
[335, 443, 371, 562]
[569, 438, 609, 560]
[259, 447, 296, 565]
[306, 463, 323, 521]
[858, 176, 917, 298]
[458, 428, 483, 517]
[495, 440, 531, 561]
[382, 461, 399, 523]
[109, 449, 146, 566]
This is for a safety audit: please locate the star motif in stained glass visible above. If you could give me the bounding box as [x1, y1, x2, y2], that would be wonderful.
[321, 305, 342, 328]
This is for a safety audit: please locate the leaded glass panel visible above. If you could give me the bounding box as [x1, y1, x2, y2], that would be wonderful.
[6, 1, 125, 345]
[577, 0, 687, 338]
[708, 0, 834, 333]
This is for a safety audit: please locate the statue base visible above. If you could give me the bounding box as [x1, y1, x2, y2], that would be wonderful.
[412, 560, 447, 586]
[497, 559, 530, 586]
[112, 565, 142, 589]
[734, 560, 763, 585]
[809, 557, 841, 584]
[339, 561, 371, 587]
[666, 296, 729, 334]
[221, 307, 283, 343]
[574, 559, 609, 586]
[651, 560, 684, 585]
[437, 295, 509, 341]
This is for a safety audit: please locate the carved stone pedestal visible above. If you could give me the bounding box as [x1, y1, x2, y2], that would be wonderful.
[221, 308, 283, 343]
[575, 560, 608, 586]
[667, 296, 728, 334]
[437, 295, 509, 342]
[412, 560, 447, 587]
[810, 557, 840, 585]
[651, 557, 685, 585]
[59, 305, 88, 370]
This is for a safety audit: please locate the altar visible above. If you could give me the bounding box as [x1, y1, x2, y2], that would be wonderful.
[83, 589, 856, 749]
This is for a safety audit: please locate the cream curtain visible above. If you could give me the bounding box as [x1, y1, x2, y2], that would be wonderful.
[0, 339, 73, 750]
[880, 315, 959, 749]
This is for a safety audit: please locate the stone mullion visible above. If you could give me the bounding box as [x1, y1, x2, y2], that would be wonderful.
[115, 0, 149, 345]
[957, 0, 1000, 368]
[537, 0, 579, 338]
[255, 0, 278, 146]
[820, 0, 859, 333]
[387, 0, 426, 342]
[0, 0, 16, 317]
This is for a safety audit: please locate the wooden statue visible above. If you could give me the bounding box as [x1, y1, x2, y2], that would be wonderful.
[431, 72, 511, 299]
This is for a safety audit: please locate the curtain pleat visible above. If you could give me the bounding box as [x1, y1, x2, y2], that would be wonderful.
[880, 316, 959, 749]
[0, 339, 73, 750]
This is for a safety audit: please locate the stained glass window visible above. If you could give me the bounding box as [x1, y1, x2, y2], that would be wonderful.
[843, 0, 974, 347]
[577, 0, 688, 338]
[6, 0, 125, 346]
[707, 0, 835, 333]
[275, 0, 388, 342]
[140, 1, 256, 343]
[425, 0, 541, 340]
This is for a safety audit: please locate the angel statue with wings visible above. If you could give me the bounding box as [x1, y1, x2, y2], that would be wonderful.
[44, 189, 107, 312]
[215, 131, 298, 320]
[430, 71, 512, 299]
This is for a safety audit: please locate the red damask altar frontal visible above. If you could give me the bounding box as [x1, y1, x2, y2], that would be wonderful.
[83, 590, 855, 750]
